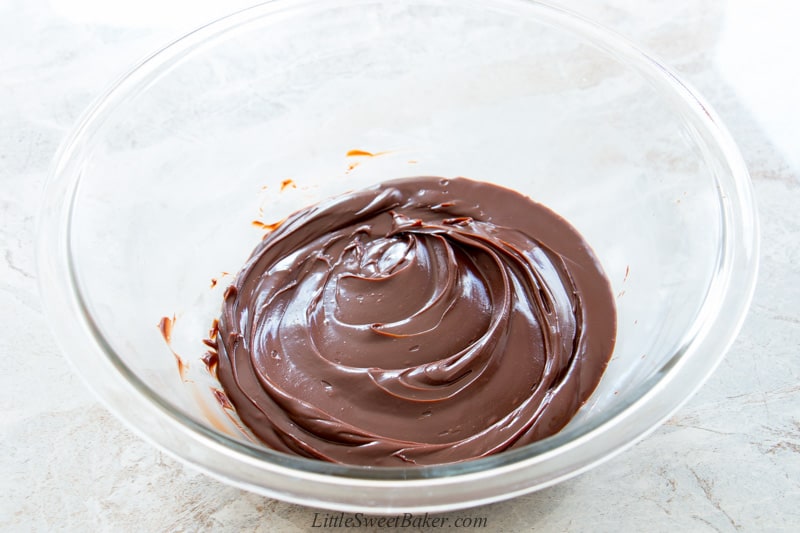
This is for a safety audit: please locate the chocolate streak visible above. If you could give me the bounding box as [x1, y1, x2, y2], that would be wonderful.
[216, 177, 616, 466]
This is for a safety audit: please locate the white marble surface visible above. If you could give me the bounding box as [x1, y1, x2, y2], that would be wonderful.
[2, 0, 798, 531]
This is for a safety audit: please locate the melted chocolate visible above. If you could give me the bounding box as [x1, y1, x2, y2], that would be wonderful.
[216, 177, 616, 466]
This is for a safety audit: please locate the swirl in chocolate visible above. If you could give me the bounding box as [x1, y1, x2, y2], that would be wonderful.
[216, 177, 616, 466]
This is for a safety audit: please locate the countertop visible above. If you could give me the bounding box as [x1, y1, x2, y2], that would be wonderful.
[2, 0, 798, 531]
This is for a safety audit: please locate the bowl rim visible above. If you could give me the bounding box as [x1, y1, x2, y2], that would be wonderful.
[37, 0, 759, 513]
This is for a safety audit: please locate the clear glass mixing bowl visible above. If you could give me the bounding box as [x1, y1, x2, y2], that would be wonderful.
[37, 0, 758, 513]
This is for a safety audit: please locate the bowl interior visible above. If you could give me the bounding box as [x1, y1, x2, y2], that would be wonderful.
[68, 0, 728, 472]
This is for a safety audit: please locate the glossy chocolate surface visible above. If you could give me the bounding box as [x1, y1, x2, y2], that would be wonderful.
[216, 177, 616, 466]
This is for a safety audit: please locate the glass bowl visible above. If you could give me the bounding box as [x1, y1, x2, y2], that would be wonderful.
[37, 0, 758, 513]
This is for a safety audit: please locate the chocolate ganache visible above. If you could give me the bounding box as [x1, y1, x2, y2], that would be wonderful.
[216, 176, 616, 466]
